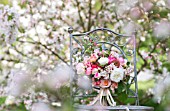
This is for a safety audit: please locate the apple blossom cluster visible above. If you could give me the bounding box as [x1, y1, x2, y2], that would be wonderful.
[76, 49, 131, 93]
[0, 5, 19, 45]
[154, 68, 170, 104]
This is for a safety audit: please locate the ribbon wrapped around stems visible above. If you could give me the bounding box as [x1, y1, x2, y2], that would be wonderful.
[88, 88, 116, 106]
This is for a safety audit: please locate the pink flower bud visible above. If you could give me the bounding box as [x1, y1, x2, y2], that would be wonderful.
[94, 73, 100, 78]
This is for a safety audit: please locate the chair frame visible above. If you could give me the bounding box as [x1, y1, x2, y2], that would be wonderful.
[68, 27, 153, 110]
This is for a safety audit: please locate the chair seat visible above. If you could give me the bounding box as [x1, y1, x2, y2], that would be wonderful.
[74, 105, 154, 111]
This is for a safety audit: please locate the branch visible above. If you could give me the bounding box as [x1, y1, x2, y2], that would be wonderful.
[18, 40, 69, 66]
[131, 93, 153, 105]
[87, 0, 92, 31]
[114, 11, 121, 33]
[139, 94, 153, 104]
[137, 40, 160, 74]
[94, 1, 103, 20]
[0, 57, 20, 63]
[28, 3, 40, 42]
[137, 49, 147, 74]
[75, 0, 86, 32]
[13, 46, 32, 59]
[91, 1, 103, 27]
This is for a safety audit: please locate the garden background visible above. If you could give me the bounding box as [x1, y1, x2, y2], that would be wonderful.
[0, 0, 170, 111]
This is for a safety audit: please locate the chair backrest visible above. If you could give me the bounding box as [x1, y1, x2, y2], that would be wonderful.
[68, 27, 139, 106]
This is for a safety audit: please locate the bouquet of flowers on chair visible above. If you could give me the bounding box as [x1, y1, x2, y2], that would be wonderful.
[75, 49, 133, 106]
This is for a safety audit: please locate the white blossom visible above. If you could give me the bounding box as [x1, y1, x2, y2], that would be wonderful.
[42, 65, 72, 89]
[6, 69, 35, 96]
[5, 95, 15, 105]
[76, 63, 85, 74]
[31, 102, 55, 111]
[0, 5, 19, 45]
[153, 20, 170, 38]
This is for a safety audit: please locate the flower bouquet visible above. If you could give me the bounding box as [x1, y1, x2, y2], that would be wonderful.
[75, 48, 133, 106]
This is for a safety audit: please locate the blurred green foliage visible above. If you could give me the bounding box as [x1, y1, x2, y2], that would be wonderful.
[0, 0, 10, 5]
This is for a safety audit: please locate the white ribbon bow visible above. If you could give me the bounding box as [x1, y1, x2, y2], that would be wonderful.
[88, 88, 116, 106]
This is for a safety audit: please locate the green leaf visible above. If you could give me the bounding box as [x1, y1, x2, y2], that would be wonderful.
[8, 14, 14, 21]
[117, 92, 128, 102]
[8, 103, 27, 111]
[0, 97, 6, 104]
[94, 0, 102, 11]
[127, 61, 130, 66]
[162, 62, 170, 72]
[18, 27, 25, 33]
[166, 39, 170, 48]
[19, 1, 28, 9]
[116, 81, 126, 93]
[159, 9, 169, 18]
[0, 102, 27, 111]
[106, 23, 114, 29]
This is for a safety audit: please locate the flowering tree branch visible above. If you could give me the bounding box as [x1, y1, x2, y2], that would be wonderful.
[87, 0, 92, 31]
[137, 39, 166, 74]
[13, 46, 32, 59]
[18, 40, 69, 66]
[75, 0, 86, 32]
[94, 1, 103, 20]
[0, 57, 20, 63]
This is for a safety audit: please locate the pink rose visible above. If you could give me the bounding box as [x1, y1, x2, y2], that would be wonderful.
[86, 67, 92, 75]
[108, 56, 117, 64]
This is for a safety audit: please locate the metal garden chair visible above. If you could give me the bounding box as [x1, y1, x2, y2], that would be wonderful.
[68, 26, 154, 111]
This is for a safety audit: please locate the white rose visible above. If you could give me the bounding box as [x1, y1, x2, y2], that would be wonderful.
[98, 57, 109, 66]
[76, 63, 85, 74]
[110, 67, 124, 82]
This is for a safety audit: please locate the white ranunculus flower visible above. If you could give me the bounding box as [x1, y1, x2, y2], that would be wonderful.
[98, 57, 109, 66]
[110, 67, 124, 82]
[76, 63, 85, 74]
